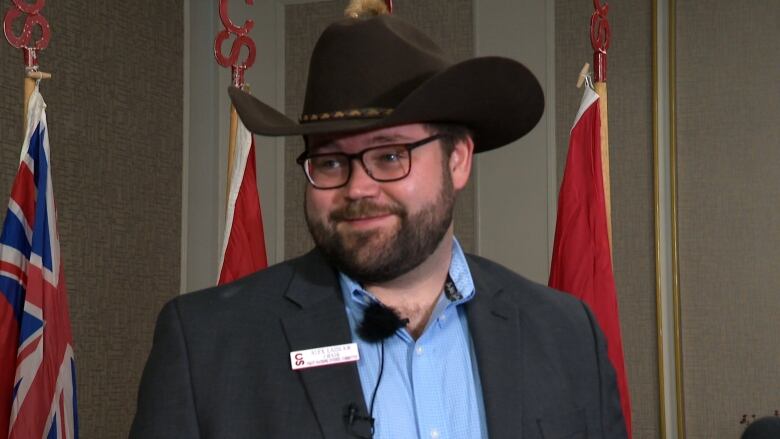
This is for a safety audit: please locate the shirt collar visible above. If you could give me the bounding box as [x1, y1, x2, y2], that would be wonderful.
[339, 237, 476, 322]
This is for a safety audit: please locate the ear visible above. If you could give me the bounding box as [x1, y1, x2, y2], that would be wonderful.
[449, 136, 474, 191]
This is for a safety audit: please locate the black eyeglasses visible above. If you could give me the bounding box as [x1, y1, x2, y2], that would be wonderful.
[296, 134, 446, 189]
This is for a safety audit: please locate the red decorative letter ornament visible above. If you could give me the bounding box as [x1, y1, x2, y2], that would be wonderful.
[4, 0, 51, 66]
[589, 0, 610, 82]
[214, 0, 256, 87]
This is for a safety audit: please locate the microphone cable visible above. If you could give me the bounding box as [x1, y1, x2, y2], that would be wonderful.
[349, 274, 456, 437]
[355, 301, 409, 436]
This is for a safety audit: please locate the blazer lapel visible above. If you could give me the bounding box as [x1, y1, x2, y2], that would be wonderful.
[466, 257, 525, 439]
[281, 251, 369, 439]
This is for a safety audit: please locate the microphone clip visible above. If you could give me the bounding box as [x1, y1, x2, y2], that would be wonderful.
[344, 403, 375, 438]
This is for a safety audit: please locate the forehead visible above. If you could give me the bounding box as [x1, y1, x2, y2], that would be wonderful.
[307, 123, 430, 152]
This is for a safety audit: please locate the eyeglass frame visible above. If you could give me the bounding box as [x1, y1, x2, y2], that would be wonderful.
[295, 134, 448, 189]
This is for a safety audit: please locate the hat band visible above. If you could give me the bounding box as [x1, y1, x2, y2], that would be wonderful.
[299, 107, 394, 123]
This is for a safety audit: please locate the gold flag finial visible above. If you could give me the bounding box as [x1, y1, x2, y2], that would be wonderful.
[345, 0, 389, 19]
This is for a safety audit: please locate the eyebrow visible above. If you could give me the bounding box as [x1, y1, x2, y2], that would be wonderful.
[368, 134, 414, 144]
[311, 133, 415, 152]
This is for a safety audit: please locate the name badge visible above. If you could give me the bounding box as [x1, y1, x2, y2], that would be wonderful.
[290, 342, 360, 370]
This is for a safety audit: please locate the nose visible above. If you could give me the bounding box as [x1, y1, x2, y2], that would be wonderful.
[344, 158, 380, 200]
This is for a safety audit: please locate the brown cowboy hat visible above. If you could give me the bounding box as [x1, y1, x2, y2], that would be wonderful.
[228, 13, 544, 153]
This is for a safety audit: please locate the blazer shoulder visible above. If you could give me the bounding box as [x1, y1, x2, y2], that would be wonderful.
[465, 252, 587, 318]
[169, 249, 326, 318]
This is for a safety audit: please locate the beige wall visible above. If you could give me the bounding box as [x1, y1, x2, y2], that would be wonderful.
[474, 0, 556, 284]
[0, 2, 183, 438]
[676, 2, 780, 437]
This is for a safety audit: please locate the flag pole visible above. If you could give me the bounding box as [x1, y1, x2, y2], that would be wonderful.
[227, 105, 239, 203]
[225, 69, 248, 208]
[213, 0, 269, 282]
[591, 0, 612, 251]
[22, 53, 52, 132]
[214, 0, 257, 210]
[591, 2, 634, 436]
[552, 4, 631, 434]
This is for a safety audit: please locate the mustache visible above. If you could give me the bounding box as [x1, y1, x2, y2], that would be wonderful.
[329, 200, 405, 222]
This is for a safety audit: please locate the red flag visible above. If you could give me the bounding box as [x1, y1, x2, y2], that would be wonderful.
[217, 119, 268, 284]
[1, 87, 78, 438]
[549, 86, 631, 436]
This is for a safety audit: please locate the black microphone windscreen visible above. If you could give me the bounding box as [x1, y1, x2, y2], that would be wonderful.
[357, 302, 407, 342]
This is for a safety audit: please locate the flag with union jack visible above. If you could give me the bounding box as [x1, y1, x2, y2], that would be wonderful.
[0, 86, 78, 439]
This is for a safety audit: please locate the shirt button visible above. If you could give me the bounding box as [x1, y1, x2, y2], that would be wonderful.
[415, 346, 424, 356]
[430, 428, 440, 438]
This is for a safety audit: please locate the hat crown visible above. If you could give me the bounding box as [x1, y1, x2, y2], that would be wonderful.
[302, 16, 451, 119]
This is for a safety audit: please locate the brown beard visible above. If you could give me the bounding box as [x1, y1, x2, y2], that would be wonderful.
[305, 165, 455, 284]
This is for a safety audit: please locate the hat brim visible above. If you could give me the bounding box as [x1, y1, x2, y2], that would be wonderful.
[229, 56, 544, 153]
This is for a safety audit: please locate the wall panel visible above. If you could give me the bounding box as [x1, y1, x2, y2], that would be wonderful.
[675, 2, 780, 437]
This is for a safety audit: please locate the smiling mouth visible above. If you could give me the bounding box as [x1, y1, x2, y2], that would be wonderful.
[344, 213, 391, 221]
[330, 200, 405, 226]
[338, 213, 396, 229]
[344, 213, 392, 222]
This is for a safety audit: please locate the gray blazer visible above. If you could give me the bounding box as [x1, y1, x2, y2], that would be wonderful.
[130, 250, 626, 439]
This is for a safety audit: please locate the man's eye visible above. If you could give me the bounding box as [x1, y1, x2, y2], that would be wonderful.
[313, 157, 343, 170]
[375, 149, 407, 163]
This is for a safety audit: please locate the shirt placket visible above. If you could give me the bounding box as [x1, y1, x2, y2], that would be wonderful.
[409, 298, 458, 439]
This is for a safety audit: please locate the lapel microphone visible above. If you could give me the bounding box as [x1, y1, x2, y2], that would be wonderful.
[357, 301, 410, 342]
[346, 302, 409, 438]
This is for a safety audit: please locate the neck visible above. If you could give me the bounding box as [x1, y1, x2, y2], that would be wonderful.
[364, 228, 454, 339]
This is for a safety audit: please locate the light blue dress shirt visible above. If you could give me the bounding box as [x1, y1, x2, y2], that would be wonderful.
[339, 238, 488, 439]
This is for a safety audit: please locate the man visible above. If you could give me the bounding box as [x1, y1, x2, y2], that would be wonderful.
[131, 5, 626, 439]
